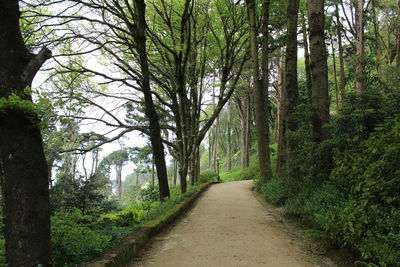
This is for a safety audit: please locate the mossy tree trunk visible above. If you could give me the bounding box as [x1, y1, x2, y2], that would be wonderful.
[0, 1, 51, 265]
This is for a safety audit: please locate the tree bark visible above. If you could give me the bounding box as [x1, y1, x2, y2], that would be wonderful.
[173, 159, 178, 186]
[246, 0, 272, 183]
[189, 147, 199, 186]
[335, 3, 346, 105]
[283, 0, 300, 154]
[331, 35, 340, 106]
[237, 92, 251, 169]
[397, 0, 400, 70]
[226, 100, 232, 171]
[301, 12, 312, 105]
[242, 97, 251, 169]
[308, 0, 330, 142]
[133, 0, 170, 200]
[0, 1, 51, 265]
[115, 164, 123, 201]
[355, 0, 365, 93]
[276, 54, 286, 175]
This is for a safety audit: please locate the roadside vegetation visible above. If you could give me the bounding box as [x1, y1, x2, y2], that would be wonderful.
[1, 0, 399, 266]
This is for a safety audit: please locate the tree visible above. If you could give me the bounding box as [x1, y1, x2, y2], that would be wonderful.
[101, 149, 130, 201]
[334, 2, 346, 105]
[235, 84, 252, 169]
[308, 0, 330, 142]
[398, 0, 400, 69]
[245, 0, 273, 183]
[133, 0, 170, 200]
[0, 1, 51, 265]
[277, 0, 300, 173]
[355, 0, 365, 92]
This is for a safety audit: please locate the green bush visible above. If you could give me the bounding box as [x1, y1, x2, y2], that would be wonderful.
[98, 202, 149, 227]
[261, 113, 400, 265]
[51, 209, 113, 267]
[0, 238, 4, 267]
[139, 185, 159, 202]
[221, 163, 259, 182]
[329, 114, 400, 264]
[260, 177, 287, 205]
[198, 171, 218, 183]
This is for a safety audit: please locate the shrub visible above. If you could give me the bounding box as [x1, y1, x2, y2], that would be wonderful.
[198, 171, 218, 183]
[97, 203, 149, 227]
[51, 209, 112, 267]
[260, 177, 286, 205]
[221, 163, 259, 182]
[139, 185, 159, 202]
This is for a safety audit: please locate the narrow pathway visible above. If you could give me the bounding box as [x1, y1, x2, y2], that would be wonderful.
[132, 180, 334, 267]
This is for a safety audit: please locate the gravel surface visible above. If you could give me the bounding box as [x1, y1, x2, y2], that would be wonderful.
[132, 180, 335, 267]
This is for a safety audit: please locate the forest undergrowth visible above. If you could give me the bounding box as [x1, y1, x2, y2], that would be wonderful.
[0, 183, 208, 266]
[257, 87, 400, 266]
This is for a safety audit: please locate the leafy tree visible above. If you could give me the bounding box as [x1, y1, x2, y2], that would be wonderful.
[101, 149, 130, 201]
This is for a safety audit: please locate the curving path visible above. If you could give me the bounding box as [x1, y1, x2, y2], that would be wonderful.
[132, 180, 334, 267]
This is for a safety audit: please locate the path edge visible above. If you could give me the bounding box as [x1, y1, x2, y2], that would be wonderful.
[85, 182, 215, 267]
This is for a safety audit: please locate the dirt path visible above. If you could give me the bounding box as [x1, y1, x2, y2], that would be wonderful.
[132, 180, 335, 267]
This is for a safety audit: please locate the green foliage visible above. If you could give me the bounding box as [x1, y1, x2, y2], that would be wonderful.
[139, 185, 160, 203]
[221, 162, 259, 182]
[260, 85, 400, 266]
[260, 177, 287, 205]
[51, 209, 113, 267]
[0, 215, 4, 267]
[98, 203, 149, 227]
[198, 171, 218, 183]
[330, 88, 396, 152]
[48, 182, 204, 266]
[50, 173, 116, 216]
[0, 91, 39, 120]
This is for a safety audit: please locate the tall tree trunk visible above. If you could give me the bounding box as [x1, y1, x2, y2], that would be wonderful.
[196, 148, 200, 183]
[246, 0, 272, 183]
[237, 93, 251, 169]
[335, 3, 346, 105]
[397, 0, 400, 70]
[308, 0, 330, 142]
[276, 54, 286, 175]
[283, 0, 300, 155]
[355, 0, 365, 93]
[371, 0, 382, 78]
[178, 160, 189, 193]
[242, 97, 251, 169]
[301, 11, 312, 104]
[173, 159, 178, 186]
[0, 1, 51, 265]
[115, 164, 123, 201]
[226, 100, 232, 171]
[397, 33, 400, 70]
[260, 0, 273, 181]
[208, 130, 213, 171]
[331, 35, 340, 106]
[189, 147, 199, 186]
[134, 0, 170, 200]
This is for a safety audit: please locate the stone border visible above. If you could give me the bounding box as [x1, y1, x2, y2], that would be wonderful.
[85, 182, 214, 267]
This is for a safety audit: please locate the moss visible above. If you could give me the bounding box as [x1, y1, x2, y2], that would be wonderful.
[0, 90, 39, 118]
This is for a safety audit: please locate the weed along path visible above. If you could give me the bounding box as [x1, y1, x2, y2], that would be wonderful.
[132, 180, 335, 267]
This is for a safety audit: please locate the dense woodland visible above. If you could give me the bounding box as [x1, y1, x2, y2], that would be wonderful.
[0, 0, 399, 266]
